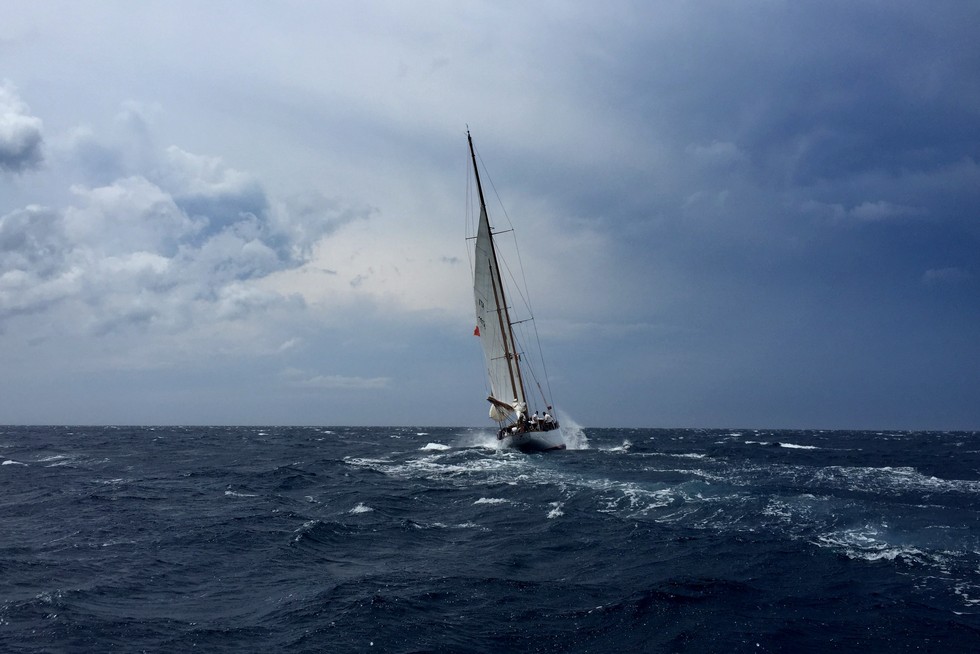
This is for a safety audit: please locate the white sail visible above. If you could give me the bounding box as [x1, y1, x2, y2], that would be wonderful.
[467, 130, 565, 452]
[473, 202, 525, 418]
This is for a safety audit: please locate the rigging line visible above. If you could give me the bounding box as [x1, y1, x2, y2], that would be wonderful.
[532, 316, 556, 411]
[472, 144, 538, 321]
[475, 147, 538, 319]
[515, 320, 552, 409]
[496, 243, 552, 406]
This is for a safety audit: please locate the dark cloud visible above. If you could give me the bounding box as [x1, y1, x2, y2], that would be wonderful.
[0, 82, 43, 173]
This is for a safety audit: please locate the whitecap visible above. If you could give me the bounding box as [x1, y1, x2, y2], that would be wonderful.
[420, 443, 451, 451]
[224, 490, 257, 498]
[812, 526, 944, 567]
[2, 459, 27, 466]
[349, 502, 374, 514]
[474, 497, 509, 505]
[36, 454, 69, 463]
[547, 501, 564, 519]
[779, 443, 819, 450]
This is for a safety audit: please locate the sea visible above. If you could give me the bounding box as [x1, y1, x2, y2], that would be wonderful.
[2, 425, 979, 652]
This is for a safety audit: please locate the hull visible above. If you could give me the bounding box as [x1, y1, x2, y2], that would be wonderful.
[500, 427, 566, 453]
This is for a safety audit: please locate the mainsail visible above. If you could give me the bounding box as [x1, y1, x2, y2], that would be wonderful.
[470, 132, 525, 421]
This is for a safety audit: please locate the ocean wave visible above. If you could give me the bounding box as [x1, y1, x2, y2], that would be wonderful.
[812, 526, 947, 567]
[349, 503, 374, 514]
[814, 465, 980, 496]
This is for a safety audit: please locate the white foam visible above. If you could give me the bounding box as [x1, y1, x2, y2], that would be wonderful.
[420, 443, 451, 451]
[547, 501, 564, 519]
[474, 497, 509, 505]
[412, 520, 480, 530]
[36, 454, 69, 463]
[349, 502, 374, 514]
[557, 413, 590, 449]
[814, 465, 980, 496]
[954, 583, 980, 606]
[812, 525, 945, 567]
[291, 519, 319, 543]
[2, 459, 26, 466]
[452, 431, 502, 450]
[224, 490, 257, 498]
[779, 442, 819, 450]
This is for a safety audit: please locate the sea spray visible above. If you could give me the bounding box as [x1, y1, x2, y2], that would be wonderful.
[557, 411, 590, 449]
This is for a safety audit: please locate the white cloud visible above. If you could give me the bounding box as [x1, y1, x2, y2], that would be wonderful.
[64, 176, 202, 255]
[0, 109, 376, 348]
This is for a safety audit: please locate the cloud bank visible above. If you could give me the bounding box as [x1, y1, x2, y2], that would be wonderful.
[0, 103, 374, 342]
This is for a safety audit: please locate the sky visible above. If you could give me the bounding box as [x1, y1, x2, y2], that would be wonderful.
[1, 1, 978, 430]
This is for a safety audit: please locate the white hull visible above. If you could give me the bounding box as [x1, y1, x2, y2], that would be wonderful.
[500, 427, 566, 453]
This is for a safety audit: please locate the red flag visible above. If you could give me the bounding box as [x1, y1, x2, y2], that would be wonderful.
[473, 325, 481, 337]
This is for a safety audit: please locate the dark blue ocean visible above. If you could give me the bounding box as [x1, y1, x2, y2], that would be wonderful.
[2, 426, 979, 652]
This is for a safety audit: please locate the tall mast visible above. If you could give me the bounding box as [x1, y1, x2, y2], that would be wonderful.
[468, 131, 526, 405]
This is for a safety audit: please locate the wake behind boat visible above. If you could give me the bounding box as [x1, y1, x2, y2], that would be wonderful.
[467, 131, 566, 453]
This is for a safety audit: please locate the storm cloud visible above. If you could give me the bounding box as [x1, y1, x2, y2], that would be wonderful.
[0, 2, 977, 428]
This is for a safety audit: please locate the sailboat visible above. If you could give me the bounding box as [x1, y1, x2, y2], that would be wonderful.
[467, 131, 566, 452]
